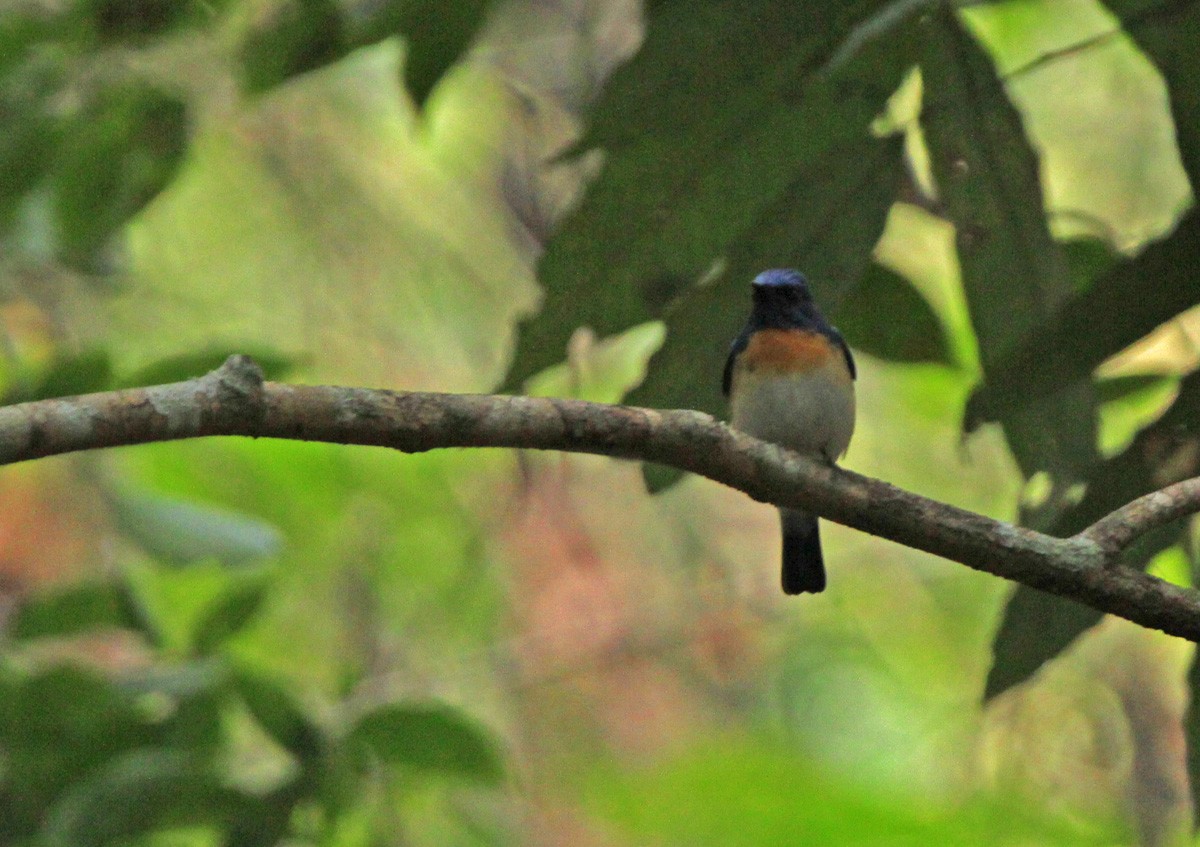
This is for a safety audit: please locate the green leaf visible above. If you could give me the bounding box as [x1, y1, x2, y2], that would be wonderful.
[1102, 0, 1200, 182]
[119, 659, 232, 751]
[5, 349, 114, 403]
[966, 208, 1200, 427]
[41, 749, 225, 847]
[641, 463, 684, 494]
[921, 6, 1096, 479]
[10, 581, 133, 640]
[0, 53, 65, 224]
[109, 487, 283, 567]
[191, 578, 270, 655]
[588, 739, 1121, 846]
[968, 0, 1200, 428]
[239, 0, 347, 94]
[505, 0, 911, 392]
[233, 667, 324, 761]
[0, 666, 156, 836]
[52, 84, 189, 269]
[1095, 374, 1171, 404]
[920, 8, 1073, 364]
[83, 0, 215, 43]
[1061, 236, 1119, 293]
[985, 589, 1103, 700]
[117, 346, 299, 388]
[833, 262, 953, 365]
[347, 0, 493, 106]
[348, 703, 503, 784]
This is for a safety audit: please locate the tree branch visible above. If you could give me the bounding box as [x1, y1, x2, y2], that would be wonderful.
[3, 355, 1200, 641]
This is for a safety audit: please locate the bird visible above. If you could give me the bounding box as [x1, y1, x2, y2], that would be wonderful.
[722, 269, 856, 594]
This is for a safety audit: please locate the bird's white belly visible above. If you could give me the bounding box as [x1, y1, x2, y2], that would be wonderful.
[730, 365, 855, 460]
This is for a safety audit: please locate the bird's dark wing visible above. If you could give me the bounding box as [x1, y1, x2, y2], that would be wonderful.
[722, 331, 750, 397]
[829, 327, 856, 380]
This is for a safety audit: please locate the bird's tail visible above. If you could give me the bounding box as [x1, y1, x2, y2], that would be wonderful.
[780, 508, 825, 594]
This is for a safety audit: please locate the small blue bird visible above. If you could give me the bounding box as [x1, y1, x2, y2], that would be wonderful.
[723, 269, 856, 594]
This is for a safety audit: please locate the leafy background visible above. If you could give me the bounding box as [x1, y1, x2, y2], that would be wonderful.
[1, 0, 1199, 844]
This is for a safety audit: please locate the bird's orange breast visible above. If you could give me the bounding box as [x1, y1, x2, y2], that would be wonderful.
[740, 328, 837, 376]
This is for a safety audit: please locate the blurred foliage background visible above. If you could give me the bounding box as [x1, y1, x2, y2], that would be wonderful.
[1, 0, 1199, 844]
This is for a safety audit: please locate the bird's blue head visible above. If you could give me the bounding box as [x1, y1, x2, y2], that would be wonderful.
[752, 269, 809, 291]
[748, 269, 818, 328]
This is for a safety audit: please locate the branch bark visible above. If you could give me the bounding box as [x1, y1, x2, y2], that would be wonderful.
[3, 355, 1199, 641]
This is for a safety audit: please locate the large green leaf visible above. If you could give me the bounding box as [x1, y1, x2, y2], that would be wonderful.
[40, 749, 225, 847]
[0, 52, 65, 226]
[0, 666, 155, 838]
[191, 576, 271, 655]
[967, 0, 1200, 427]
[921, 6, 1096, 480]
[239, 0, 347, 94]
[51, 83, 189, 270]
[832, 262, 953, 365]
[347, 0, 494, 106]
[588, 739, 1126, 845]
[10, 581, 136, 641]
[965, 209, 1200, 427]
[233, 666, 324, 761]
[241, 0, 494, 105]
[504, 0, 912, 391]
[348, 702, 503, 784]
[1102, 0, 1200, 181]
[109, 486, 283, 567]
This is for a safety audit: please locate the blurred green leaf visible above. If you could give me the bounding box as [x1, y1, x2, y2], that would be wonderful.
[239, 0, 346, 94]
[191, 577, 270, 655]
[41, 749, 224, 847]
[505, 0, 911, 393]
[1061, 236, 1119, 293]
[1095, 374, 1171, 404]
[83, 0, 210, 43]
[921, 6, 1095, 479]
[967, 0, 1200, 428]
[113, 573, 167, 647]
[109, 487, 283, 567]
[4, 349, 114, 404]
[120, 659, 231, 751]
[833, 263, 953, 365]
[587, 740, 1121, 846]
[233, 667, 324, 761]
[52, 84, 189, 269]
[347, 0, 493, 106]
[965, 210, 1200, 428]
[35, 349, 114, 398]
[0, 53, 65, 224]
[0, 666, 154, 836]
[118, 346, 299, 388]
[348, 703, 503, 784]
[641, 462, 684, 494]
[1103, 0, 1200, 181]
[10, 580, 132, 640]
